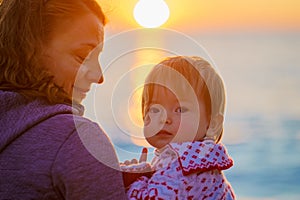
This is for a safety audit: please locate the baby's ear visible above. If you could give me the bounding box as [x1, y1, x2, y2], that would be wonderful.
[143, 114, 151, 126]
[205, 114, 224, 141]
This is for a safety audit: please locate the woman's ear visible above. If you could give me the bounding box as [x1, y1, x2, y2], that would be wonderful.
[205, 114, 224, 141]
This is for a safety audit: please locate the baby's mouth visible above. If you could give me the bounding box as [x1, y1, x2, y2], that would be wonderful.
[156, 130, 173, 136]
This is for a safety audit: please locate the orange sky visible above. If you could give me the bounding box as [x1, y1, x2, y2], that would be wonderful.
[99, 0, 300, 33]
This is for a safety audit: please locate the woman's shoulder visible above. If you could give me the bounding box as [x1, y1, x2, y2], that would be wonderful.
[48, 113, 97, 126]
[44, 113, 105, 139]
[48, 113, 121, 169]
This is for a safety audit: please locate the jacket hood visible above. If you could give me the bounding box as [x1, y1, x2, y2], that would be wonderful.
[0, 90, 82, 152]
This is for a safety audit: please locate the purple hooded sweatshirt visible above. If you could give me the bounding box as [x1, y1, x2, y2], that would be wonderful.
[0, 90, 127, 199]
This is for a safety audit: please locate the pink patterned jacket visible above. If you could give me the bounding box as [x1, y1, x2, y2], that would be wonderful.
[127, 141, 235, 200]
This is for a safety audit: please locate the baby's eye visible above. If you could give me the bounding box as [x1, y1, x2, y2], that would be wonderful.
[149, 106, 160, 113]
[175, 107, 188, 113]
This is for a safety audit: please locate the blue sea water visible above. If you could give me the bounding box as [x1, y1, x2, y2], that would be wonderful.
[224, 116, 300, 199]
[85, 31, 300, 199]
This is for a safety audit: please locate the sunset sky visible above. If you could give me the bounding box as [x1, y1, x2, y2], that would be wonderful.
[99, 0, 300, 33]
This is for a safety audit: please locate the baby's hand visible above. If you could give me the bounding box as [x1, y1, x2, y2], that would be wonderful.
[120, 148, 151, 173]
[121, 148, 154, 188]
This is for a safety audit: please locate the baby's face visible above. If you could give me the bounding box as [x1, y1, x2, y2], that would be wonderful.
[143, 85, 209, 149]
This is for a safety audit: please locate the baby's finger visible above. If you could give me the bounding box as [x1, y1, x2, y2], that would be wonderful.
[124, 160, 130, 165]
[139, 147, 148, 163]
[131, 158, 138, 164]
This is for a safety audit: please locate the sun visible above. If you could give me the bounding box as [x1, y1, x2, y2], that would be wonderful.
[133, 0, 170, 28]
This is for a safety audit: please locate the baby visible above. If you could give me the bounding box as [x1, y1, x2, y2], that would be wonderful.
[122, 56, 235, 199]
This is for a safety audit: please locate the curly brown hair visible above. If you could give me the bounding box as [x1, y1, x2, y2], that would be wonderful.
[0, 0, 106, 104]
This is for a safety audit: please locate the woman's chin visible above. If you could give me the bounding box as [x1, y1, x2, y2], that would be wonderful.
[72, 93, 86, 103]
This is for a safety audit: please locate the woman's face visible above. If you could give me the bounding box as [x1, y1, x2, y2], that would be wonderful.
[42, 13, 104, 103]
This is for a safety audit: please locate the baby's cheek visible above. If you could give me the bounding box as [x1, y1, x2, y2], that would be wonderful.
[143, 113, 164, 138]
[178, 114, 200, 134]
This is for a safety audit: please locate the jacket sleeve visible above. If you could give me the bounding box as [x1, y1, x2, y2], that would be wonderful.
[51, 119, 127, 200]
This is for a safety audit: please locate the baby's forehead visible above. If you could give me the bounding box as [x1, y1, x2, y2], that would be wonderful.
[150, 84, 198, 103]
[146, 67, 204, 93]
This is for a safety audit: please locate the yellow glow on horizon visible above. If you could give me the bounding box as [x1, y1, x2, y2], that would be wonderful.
[126, 48, 167, 147]
[128, 87, 152, 147]
[128, 87, 143, 129]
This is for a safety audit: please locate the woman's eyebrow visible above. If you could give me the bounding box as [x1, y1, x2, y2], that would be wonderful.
[79, 43, 97, 49]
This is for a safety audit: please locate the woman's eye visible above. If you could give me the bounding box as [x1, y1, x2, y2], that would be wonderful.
[74, 51, 90, 64]
[175, 107, 188, 113]
[75, 55, 85, 63]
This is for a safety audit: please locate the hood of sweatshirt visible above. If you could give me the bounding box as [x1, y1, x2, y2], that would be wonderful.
[0, 90, 83, 153]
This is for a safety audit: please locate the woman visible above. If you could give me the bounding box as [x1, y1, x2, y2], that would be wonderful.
[0, 0, 127, 199]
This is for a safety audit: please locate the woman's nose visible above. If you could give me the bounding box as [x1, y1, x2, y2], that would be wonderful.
[96, 63, 104, 84]
[98, 71, 104, 84]
[85, 46, 104, 84]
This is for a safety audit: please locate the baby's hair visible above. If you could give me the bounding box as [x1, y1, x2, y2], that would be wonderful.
[141, 56, 226, 142]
